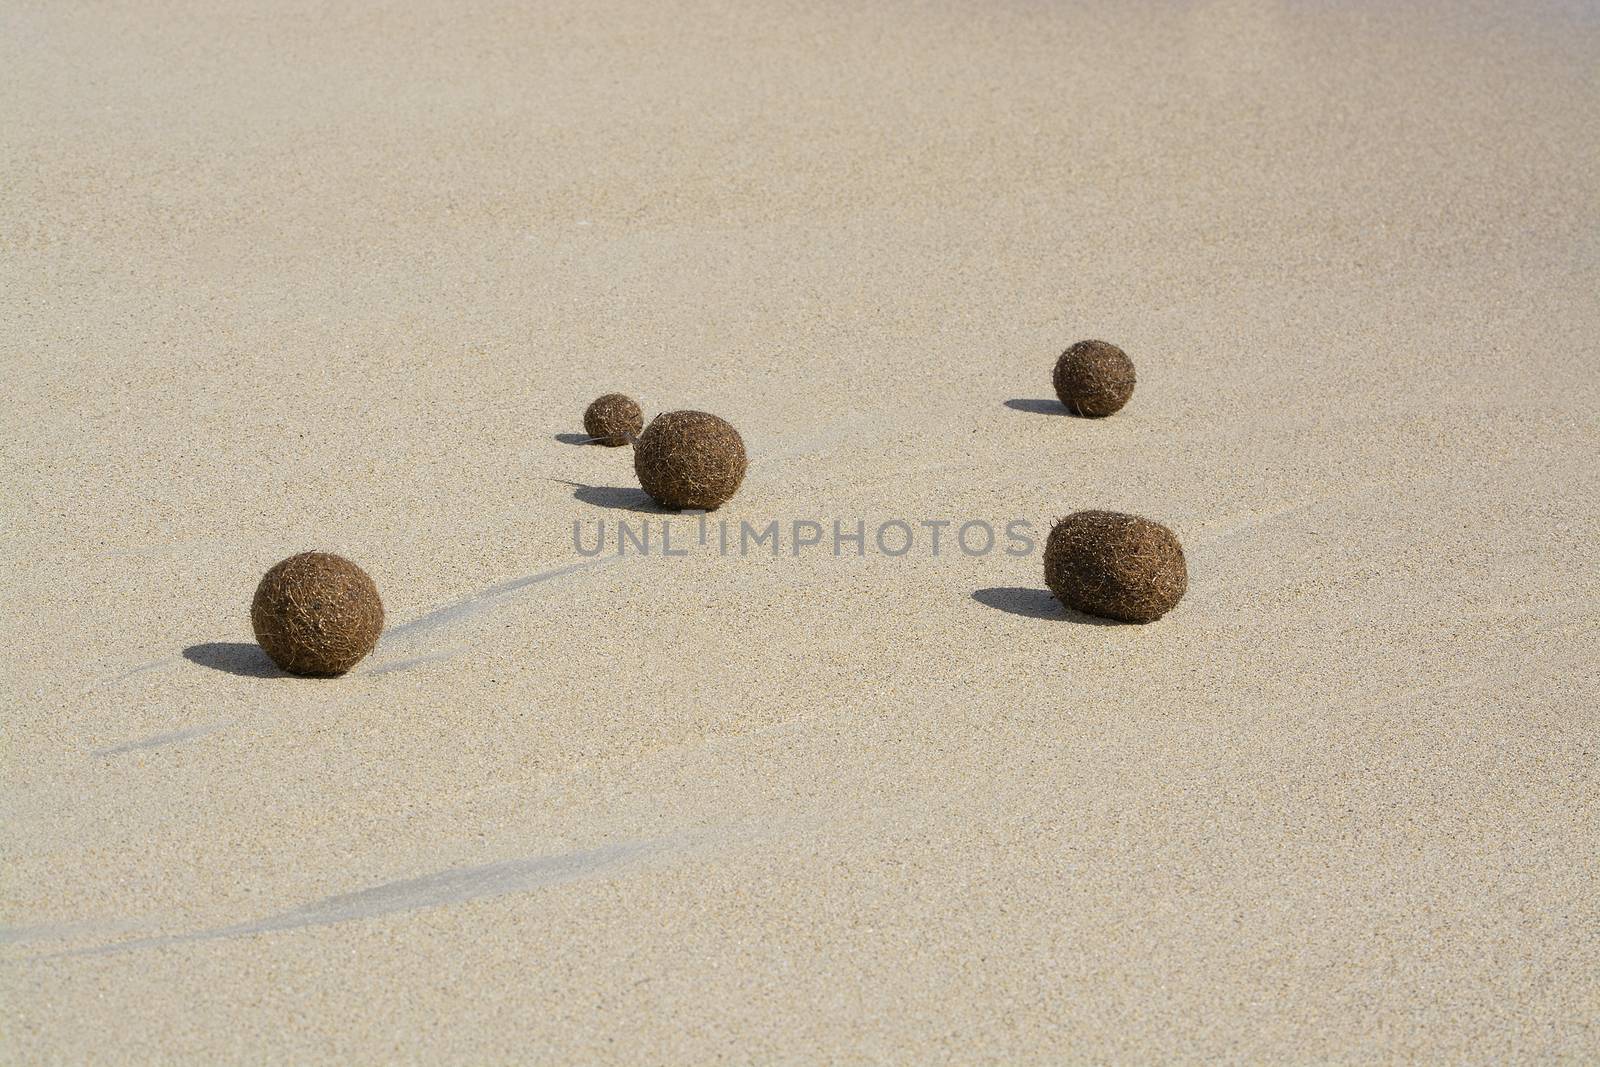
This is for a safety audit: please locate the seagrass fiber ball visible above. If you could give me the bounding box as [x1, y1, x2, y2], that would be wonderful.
[1053, 340, 1136, 416]
[1043, 511, 1187, 623]
[634, 410, 747, 510]
[251, 551, 384, 676]
[583, 393, 644, 446]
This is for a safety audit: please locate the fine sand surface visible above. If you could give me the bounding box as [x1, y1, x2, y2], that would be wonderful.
[3, 0, 1598, 1061]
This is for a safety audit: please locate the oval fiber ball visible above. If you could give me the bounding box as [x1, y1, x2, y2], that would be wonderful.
[1043, 510, 1186, 623]
[1052, 339, 1136, 417]
[251, 551, 385, 676]
[633, 410, 747, 510]
[583, 393, 644, 447]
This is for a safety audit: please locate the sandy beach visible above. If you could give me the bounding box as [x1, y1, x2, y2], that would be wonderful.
[3, 0, 1598, 1061]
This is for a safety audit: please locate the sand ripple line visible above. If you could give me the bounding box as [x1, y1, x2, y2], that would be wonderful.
[54, 836, 672, 959]
[0, 919, 138, 947]
[381, 557, 618, 644]
[1190, 482, 1386, 547]
[92, 721, 235, 757]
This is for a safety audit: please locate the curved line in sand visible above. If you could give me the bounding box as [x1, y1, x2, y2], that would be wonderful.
[52, 835, 677, 959]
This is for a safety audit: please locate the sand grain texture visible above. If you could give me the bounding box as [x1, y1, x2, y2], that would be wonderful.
[3, 0, 1598, 1062]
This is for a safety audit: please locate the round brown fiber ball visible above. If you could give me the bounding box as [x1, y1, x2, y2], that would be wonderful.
[1053, 340, 1136, 416]
[634, 410, 747, 510]
[583, 393, 644, 447]
[251, 551, 385, 676]
[1043, 511, 1187, 623]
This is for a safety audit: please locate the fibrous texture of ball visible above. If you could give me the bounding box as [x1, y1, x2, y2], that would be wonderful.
[583, 393, 644, 447]
[634, 410, 747, 510]
[1043, 511, 1187, 623]
[251, 551, 385, 676]
[1053, 340, 1136, 416]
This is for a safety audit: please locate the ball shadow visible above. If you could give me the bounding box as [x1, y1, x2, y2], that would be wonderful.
[554, 432, 599, 445]
[970, 587, 1121, 625]
[1004, 398, 1074, 416]
[552, 479, 671, 514]
[182, 642, 285, 678]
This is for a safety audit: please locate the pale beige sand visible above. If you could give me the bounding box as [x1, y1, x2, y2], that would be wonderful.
[3, 0, 1598, 1061]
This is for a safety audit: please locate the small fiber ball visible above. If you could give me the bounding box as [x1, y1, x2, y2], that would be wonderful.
[1044, 511, 1187, 623]
[251, 551, 385, 676]
[583, 393, 644, 447]
[634, 410, 747, 510]
[1053, 340, 1136, 416]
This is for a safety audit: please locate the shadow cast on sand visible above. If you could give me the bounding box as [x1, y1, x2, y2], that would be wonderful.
[1004, 398, 1082, 417]
[551, 479, 670, 514]
[182, 642, 284, 678]
[554, 432, 600, 445]
[575, 485, 667, 513]
[970, 587, 1121, 625]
